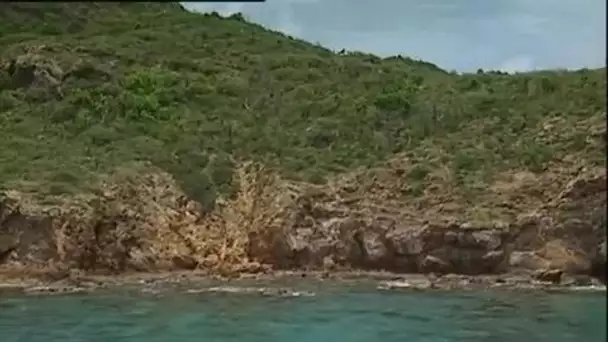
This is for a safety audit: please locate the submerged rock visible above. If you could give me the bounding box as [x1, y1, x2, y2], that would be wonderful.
[378, 278, 435, 291]
[187, 286, 315, 297]
[24, 285, 87, 295]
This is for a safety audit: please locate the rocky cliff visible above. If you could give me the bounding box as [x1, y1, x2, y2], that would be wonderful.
[1, 159, 605, 282]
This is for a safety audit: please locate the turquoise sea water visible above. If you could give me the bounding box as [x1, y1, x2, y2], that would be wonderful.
[1, 283, 606, 342]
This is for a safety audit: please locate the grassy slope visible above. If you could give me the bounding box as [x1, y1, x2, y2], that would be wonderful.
[0, 3, 605, 210]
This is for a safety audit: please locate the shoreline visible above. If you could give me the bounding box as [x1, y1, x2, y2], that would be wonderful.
[1, 269, 605, 297]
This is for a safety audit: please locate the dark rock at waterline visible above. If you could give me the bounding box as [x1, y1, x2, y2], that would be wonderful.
[534, 269, 563, 284]
[561, 274, 603, 287]
[590, 241, 606, 282]
[171, 255, 198, 270]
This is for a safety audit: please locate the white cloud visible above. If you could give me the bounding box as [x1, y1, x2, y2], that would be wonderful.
[182, 2, 244, 16]
[275, 4, 302, 36]
[498, 55, 535, 73]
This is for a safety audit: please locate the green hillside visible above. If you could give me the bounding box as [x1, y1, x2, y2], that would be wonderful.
[0, 2, 605, 210]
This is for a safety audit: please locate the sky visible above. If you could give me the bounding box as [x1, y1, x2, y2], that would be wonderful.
[182, 0, 606, 73]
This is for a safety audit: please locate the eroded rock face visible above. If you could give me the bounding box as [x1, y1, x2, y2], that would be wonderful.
[509, 251, 548, 270]
[0, 164, 605, 282]
[2, 54, 64, 94]
[0, 167, 219, 273]
[0, 195, 58, 266]
[243, 211, 515, 275]
[248, 166, 605, 279]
